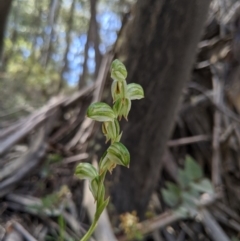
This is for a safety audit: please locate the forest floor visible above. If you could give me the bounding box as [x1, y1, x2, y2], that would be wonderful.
[1, 1, 240, 241]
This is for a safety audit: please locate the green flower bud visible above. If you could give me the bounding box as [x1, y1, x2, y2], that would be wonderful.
[75, 163, 100, 201]
[102, 118, 121, 143]
[75, 163, 98, 181]
[111, 59, 127, 81]
[113, 98, 131, 120]
[87, 102, 116, 122]
[121, 80, 128, 99]
[127, 83, 144, 100]
[100, 142, 130, 173]
[111, 80, 120, 101]
[107, 142, 130, 167]
[113, 98, 122, 117]
[111, 79, 128, 102]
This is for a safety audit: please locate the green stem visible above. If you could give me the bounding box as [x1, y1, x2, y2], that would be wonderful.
[80, 217, 98, 241]
[80, 171, 107, 241]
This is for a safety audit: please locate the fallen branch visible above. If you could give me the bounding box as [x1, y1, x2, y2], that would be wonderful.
[200, 209, 230, 241]
[12, 222, 38, 241]
[0, 128, 47, 197]
[168, 135, 211, 147]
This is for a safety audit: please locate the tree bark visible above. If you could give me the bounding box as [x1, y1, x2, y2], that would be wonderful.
[41, 0, 60, 67]
[59, 0, 75, 92]
[78, 0, 102, 89]
[0, 0, 13, 59]
[110, 0, 210, 218]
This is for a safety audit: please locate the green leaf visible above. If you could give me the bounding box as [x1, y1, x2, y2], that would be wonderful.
[166, 182, 181, 197]
[89, 177, 100, 201]
[161, 187, 180, 207]
[75, 163, 98, 181]
[184, 155, 203, 181]
[178, 169, 190, 189]
[111, 59, 127, 81]
[190, 178, 214, 194]
[96, 197, 110, 220]
[232, 237, 240, 241]
[127, 83, 144, 100]
[87, 102, 115, 122]
[162, 182, 181, 208]
[47, 154, 62, 163]
[188, 186, 200, 198]
[97, 182, 105, 204]
[176, 201, 198, 218]
[181, 191, 196, 208]
[174, 206, 189, 218]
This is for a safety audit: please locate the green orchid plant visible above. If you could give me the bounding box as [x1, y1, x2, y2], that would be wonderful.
[75, 59, 144, 241]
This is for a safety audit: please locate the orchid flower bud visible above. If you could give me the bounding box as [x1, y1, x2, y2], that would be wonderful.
[100, 142, 130, 173]
[111, 59, 127, 81]
[75, 162, 98, 180]
[75, 163, 100, 201]
[107, 142, 130, 167]
[111, 79, 118, 100]
[113, 98, 131, 120]
[111, 79, 128, 102]
[87, 102, 116, 122]
[102, 118, 122, 143]
[121, 80, 128, 99]
[127, 83, 144, 100]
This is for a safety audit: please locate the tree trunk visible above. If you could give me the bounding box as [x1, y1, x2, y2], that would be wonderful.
[0, 0, 13, 59]
[110, 0, 210, 218]
[78, 0, 102, 89]
[59, 0, 75, 92]
[41, 0, 60, 67]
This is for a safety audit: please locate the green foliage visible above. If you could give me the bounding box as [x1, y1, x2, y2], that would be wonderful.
[232, 237, 240, 241]
[41, 193, 60, 210]
[162, 182, 181, 207]
[75, 59, 144, 241]
[46, 214, 74, 241]
[40, 154, 63, 178]
[161, 156, 214, 218]
[58, 214, 66, 241]
[184, 155, 203, 181]
[178, 155, 203, 189]
[47, 154, 63, 163]
[27, 185, 71, 216]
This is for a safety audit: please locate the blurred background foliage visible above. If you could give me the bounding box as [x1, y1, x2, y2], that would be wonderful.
[0, 0, 134, 117]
